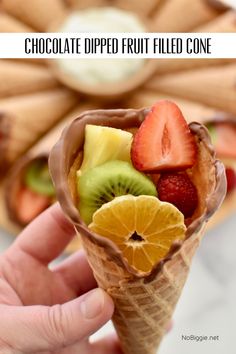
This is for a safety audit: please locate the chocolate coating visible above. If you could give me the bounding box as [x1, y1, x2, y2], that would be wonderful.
[49, 107, 226, 279]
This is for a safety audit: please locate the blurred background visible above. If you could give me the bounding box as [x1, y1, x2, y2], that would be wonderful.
[0, 0, 236, 353]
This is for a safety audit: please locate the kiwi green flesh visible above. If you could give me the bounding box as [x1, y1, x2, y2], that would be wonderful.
[77, 160, 157, 225]
[24, 159, 55, 197]
[205, 123, 217, 145]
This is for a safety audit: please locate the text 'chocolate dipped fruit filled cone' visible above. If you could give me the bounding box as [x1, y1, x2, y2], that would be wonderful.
[49, 101, 226, 354]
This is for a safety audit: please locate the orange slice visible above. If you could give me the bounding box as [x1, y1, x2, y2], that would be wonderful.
[89, 195, 186, 273]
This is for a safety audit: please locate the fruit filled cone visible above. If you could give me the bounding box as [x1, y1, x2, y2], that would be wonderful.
[49, 107, 226, 354]
[194, 9, 236, 31]
[145, 63, 236, 116]
[0, 60, 59, 98]
[0, 88, 78, 172]
[3, 103, 98, 229]
[152, 0, 224, 32]
[1, 0, 67, 32]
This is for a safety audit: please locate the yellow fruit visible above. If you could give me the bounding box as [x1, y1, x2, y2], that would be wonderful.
[79, 125, 133, 174]
[89, 195, 186, 273]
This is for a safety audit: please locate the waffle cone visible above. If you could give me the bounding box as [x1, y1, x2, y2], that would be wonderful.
[0, 13, 45, 65]
[67, 0, 160, 14]
[49, 108, 226, 354]
[153, 58, 232, 75]
[2, 104, 99, 228]
[126, 90, 222, 123]
[1, 105, 101, 258]
[0, 60, 59, 98]
[152, 0, 222, 32]
[0, 88, 78, 169]
[145, 63, 236, 115]
[2, 0, 67, 31]
[80, 224, 204, 354]
[148, 7, 234, 74]
[0, 12, 34, 32]
[115, 0, 161, 16]
[66, 0, 109, 9]
[194, 9, 236, 32]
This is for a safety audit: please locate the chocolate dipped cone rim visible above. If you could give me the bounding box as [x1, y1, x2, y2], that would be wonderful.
[49, 107, 226, 278]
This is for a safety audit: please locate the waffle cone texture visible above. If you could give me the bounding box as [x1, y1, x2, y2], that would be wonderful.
[49, 107, 226, 354]
[80, 225, 204, 354]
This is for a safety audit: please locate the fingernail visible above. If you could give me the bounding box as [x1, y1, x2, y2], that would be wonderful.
[80, 289, 105, 319]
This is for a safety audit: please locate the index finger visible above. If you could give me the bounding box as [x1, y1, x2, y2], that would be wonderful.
[11, 203, 76, 264]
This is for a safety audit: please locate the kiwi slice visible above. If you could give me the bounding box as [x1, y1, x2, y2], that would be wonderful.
[77, 160, 157, 225]
[24, 159, 55, 197]
[205, 123, 217, 145]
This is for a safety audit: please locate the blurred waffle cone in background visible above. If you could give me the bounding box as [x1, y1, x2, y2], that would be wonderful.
[126, 90, 222, 123]
[2, 103, 96, 228]
[0, 12, 34, 32]
[152, 0, 224, 32]
[152, 58, 232, 75]
[0, 88, 78, 171]
[1, 104, 99, 252]
[115, 0, 162, 17]
[0, 12, 45, 65]
[66, 0, 109, 9]
[0, 61, 59, 98]
[145, 63, 236, 116]
[1, 0, 68, 31]
[152, 8, 236, 75]
[67, 0, 161, 16]
[194, 9, 236, 31]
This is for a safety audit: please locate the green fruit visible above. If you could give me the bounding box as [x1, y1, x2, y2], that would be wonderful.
[205, 123, 217, 145]
[77, 160, 157, 225]
[79, 125, 133, 174]
[24, 160, 55, 197]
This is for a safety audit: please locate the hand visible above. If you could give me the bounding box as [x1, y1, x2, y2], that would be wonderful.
[0, 204, 122, 354]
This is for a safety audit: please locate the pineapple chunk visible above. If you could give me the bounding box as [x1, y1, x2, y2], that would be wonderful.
[79, 125, 133, 174]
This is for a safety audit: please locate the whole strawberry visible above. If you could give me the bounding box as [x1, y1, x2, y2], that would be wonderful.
[157, 172, 198, 218]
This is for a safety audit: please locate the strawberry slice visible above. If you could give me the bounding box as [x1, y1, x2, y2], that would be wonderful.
[17, 187, 51, 225]
[131, 100, 197, 172]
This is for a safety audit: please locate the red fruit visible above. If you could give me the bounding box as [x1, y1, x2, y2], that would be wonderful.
[17, 187, 50, 225]
[157, 172, 198, 218]
[214, 123, 236, 159]
[225, 167, 236, 194]
[131, 100, 197, 172]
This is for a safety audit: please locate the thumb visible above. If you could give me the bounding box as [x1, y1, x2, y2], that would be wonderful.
[0, 288, 114, 353]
